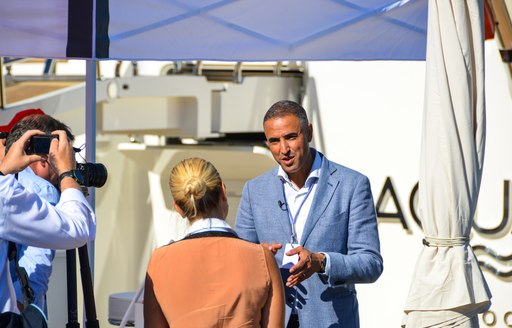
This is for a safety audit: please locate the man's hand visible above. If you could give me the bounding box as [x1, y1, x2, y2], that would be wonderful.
[49, 130, 77, 175]
[48, 130, 82, 191]
[0, 130, 44, 175]
[286, 245, 325, 287]
[261, 242, 283, 255]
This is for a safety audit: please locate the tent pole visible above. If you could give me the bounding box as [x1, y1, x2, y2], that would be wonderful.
[85, 59, 97, 276]
[0, 57, 6, 109]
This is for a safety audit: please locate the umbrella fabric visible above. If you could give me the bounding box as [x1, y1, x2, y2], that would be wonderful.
[403, 0, 491, 326]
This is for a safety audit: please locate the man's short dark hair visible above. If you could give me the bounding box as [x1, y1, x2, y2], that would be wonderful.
[263, 100, 309, 132]
[5, 114, 74, 154]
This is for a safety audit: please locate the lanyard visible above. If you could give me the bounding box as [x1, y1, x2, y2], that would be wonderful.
[282, 184, 314, 244]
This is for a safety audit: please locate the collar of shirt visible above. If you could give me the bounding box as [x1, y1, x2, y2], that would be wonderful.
[186, 218, 235, 236]
[18, 167, 60, 205]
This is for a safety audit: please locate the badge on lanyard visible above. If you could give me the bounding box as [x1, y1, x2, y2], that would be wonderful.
[282, 243, 299, 268]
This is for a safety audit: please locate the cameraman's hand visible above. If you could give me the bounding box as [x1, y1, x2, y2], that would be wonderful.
[0, 130, 45, 174]
[49, 130, 76, 175]
[49, 130, 82, 191]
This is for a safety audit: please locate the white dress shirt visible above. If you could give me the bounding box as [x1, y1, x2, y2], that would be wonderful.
[277, 151, 331, 275]
[0, 174, 96, 313]
[277, 151, 322, 244]
[186, 218, 236, 236]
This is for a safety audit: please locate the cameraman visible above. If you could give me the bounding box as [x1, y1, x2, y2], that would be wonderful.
[3, 113, 75, 315]
[0, 129, 96, 314]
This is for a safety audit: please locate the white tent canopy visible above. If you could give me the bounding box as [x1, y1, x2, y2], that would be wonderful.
[0, 0, 428, 61]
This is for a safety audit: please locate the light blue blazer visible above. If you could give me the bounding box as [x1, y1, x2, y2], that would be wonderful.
[236, 151, 383, 328]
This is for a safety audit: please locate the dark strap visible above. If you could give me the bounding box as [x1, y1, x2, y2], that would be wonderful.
[8, 242, 34, 309]
[160, 231, 239, 249]
[183, 230, 239, 240]
[8, 173, 35, 310]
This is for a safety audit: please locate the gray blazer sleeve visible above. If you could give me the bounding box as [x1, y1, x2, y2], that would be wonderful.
[325, 174, 383, 285]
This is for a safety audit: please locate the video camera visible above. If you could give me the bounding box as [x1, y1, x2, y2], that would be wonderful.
[26, 134, 108, 188]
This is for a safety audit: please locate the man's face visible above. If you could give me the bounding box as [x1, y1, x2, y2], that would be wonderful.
[264, 114, 312, 181]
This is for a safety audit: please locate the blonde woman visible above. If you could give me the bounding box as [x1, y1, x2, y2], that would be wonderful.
[144, 158, 285, 328]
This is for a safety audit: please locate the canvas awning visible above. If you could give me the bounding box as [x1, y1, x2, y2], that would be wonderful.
[0, 0, 428, 61]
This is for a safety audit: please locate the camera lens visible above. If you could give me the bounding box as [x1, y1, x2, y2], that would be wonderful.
[76, 162, 108, 188]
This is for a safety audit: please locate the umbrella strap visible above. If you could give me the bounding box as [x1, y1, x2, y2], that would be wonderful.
[422, 236, 469, 247]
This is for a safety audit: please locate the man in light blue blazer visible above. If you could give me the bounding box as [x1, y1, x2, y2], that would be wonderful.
[236, 100, 383, 327]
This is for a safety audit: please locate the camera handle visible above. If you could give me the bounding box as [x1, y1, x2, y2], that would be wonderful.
[66, 245, 100, 328]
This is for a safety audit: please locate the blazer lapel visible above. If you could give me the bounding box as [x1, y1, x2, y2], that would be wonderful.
[268, 170, 294, 240]
[300, 156, 338, 245]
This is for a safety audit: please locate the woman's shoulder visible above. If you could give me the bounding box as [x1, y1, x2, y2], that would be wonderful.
[226, 238, 276, 261]
[151, 235, 269, 257]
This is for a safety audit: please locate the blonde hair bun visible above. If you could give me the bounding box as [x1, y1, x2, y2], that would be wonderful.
[184, 176, 208, 200]
[169, 158, 222, 219]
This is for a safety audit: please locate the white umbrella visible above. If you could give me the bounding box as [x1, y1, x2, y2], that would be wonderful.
[403, 0, 492, 327]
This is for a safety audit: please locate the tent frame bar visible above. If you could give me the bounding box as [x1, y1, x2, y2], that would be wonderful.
[0, 57, 5, 109]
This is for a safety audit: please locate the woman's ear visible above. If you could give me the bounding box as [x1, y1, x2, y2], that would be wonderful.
[220, 182, 228, 202]
[220, 182, 229, 218]
[173, 201, 186, 218]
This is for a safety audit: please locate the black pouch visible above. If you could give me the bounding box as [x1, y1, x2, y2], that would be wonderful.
[1, 242, 48, 328]
[0, 304, 48, 327]
[22, 304, 48, 328]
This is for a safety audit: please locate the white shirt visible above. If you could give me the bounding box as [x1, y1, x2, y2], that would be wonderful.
[277, 151, 322, 244]
[186, 218, 236, 236]
[0, 174, 96, 313]
[278, 152, 329, 313]
[277, 151, 331, 276]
